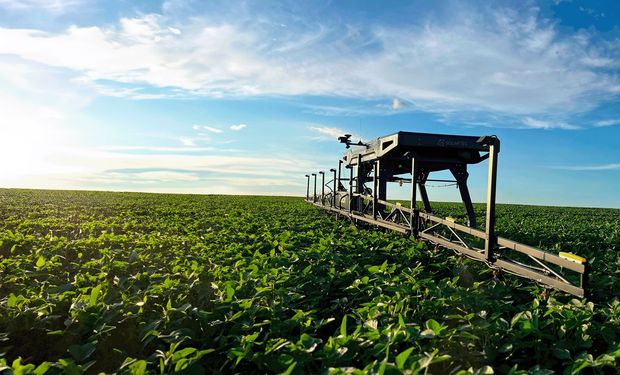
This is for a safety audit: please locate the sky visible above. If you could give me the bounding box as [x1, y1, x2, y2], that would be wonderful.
[0, 0, 619, 208]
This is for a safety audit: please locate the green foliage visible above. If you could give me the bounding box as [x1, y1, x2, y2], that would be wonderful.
[0, 189, 618, 374]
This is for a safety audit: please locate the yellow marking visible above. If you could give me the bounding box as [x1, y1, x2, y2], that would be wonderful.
[445, 217, 456, 223]
[559, 252, 587, 264]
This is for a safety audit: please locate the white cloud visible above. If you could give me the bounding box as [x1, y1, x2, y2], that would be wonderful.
[391, 98, 405, 110]
[308, 126, 364, 143]
[230, 123, 247, 131]
[0, 0, 87, 13]
[120, 170, 201, 182]
[0, 6, 617, 123]
[0, 140, 322, 193]
[176, 126, 219, 147]
[192, 125, 225, 133]
[308, 126, 347, 140]
[203, 126, 223, 133]
[103, 145, 219, 153]
[178, 137, 196, 146]
[211, 177, 304, 187]
[521, 117, 581, 130]
[594, 119, 620, 127]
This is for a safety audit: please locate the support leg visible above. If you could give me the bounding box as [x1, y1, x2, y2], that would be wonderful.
[321, 172, 325, 205]
[450, 167, 476, 228]
[410, 158, 419, 237]
[348, 166, 353, 213]
[376, 161, 387, 218]
[484, 143, 499, 262]
[312, 174, 317, 203]
[418, 172, 432, 213]
[373, 162, 378, 219]
[332, 169, 337, 207]
[355, 154, 364, 212]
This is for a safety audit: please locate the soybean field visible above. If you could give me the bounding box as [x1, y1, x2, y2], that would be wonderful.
[0, 189, 619, 374]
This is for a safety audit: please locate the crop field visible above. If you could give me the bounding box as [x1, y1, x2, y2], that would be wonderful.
[0, 189, 619, 374]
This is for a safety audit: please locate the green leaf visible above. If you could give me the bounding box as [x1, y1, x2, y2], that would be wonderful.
[340, 315, 347, 338]
[553, 348, 571, 360]
[89, 284, 102, 307]
[378, 358, 387, 375]
[244, 332, 260, 344]
[277, 353, 295, 367]
[68, 342, 96, 362]
[33, 362, 51, 375]
[298, 334, 320, 353]
[418, 349, 451, 369]
[58, 359, 83, 375]
[511, 312, 524, 327]
[171, 347, 197, 362]
[474, 365, 494, 375]
[279, 362, 296, 375]
[225, 284, 235, 301]
[7, 294, 20, 308]
[425, 319, 444, 335]
[127, 360, 147, 375]
[521, 320, 535, 331]
[265, 339, 290, 354]
[396, 347, 415, 369]
[36, 256, 46, 269]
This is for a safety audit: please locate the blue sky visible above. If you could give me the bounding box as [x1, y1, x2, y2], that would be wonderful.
[0, 0, 619, 207]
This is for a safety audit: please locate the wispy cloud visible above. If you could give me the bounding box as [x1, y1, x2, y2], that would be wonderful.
[178, 136, 197, 146]
[308, 125, 364, 143]
[552, 163, 620, 171]
[0, 0, 87, 13]
[203, 126, 223, 133]
[105, 170, 202, 183]
[594, 119, 620, 127]
[521, 117, 581, 130]
[0, 141, 321, 193]
[103, 145, 220, 153]
[0, 5, 617, 125]
[308, 126, 347, 140]
[230, 123, 247, 131]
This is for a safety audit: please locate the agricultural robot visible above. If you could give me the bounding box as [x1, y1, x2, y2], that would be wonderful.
[305, 131, 588, 297]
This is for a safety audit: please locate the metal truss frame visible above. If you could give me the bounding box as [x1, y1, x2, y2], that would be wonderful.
[306, 132, 588, 297]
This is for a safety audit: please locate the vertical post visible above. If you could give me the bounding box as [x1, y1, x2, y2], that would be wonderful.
[356, 154, 364, 212]
[376, 161, 387, 215]
[337, 160, 342, 187]
[373, 161, 378, 219]
[348, 166, 353, 213]
[331, 168, 337, 207]
[305, 175, 310, 201]
[337, 160, 342, 208]
[320, 171, 325, 205]
[312, 173, 317, 203]
[410, 158, 418, 237]
[484, 143, 499, 261]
